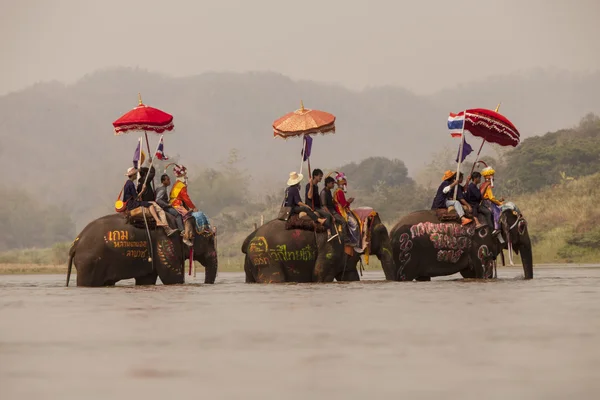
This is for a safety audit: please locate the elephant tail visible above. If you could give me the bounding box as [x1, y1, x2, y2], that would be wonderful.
[66, 237, 78, 287]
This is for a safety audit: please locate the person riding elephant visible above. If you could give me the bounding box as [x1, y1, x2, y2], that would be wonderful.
[431, 170, 472, 226]
[333, 172, 361, 249]
[123, 167, 176, 237]
[389, 210, 497, 281]
[241, 211, 395, 283]
[137, 165, 156, 202]
[169, 164, 211, 246]
[66, 213, 218, 287]
[480, 166, 504, 235]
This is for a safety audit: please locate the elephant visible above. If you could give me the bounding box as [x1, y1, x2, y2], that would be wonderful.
[66, 213, 217, 287]
[389, 210, 498, 281]
[241, 209, 395, 283]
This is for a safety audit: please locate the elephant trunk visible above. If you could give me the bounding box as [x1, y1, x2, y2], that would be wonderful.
[202, 251, 218, 284]
[376, 237, 395, 281]
[520, 238, 534, 280]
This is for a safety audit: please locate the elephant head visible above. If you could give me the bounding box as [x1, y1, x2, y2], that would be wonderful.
[367, 214, 395, 280]
[467, 225, 497, 279]
[186, 218, 218, 284]
[500, 202, 533, 279]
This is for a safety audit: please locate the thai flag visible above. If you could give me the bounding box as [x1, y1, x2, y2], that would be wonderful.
[155, 137, 169, 160]
[448, 112, 465, 137]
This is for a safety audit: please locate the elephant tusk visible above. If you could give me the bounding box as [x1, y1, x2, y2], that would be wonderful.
[508, 241, 515, 267]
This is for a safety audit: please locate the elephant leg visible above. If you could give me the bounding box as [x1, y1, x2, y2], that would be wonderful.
[244, 256, 256, 283]
[460, 268, 476, 279]
[415, 276, 431, 281]
[135, 271, 158, 286]
[396, 257, 419, 281]
[335, 255, 360, 281]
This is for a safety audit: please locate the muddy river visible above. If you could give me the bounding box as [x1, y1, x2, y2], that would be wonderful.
[1, 267, 599, 399]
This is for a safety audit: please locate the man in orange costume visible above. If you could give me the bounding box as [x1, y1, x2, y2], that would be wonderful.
[333, 172, 361, 249]
[169, 164, 210, 247]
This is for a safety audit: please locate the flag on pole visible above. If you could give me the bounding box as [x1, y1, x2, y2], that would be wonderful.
[301, 135, 313, 161]
[155, 137, 169, 160]
[455, 138, 473, 163]
[132, 138, 141, 168]
[448, 112, 465, 137]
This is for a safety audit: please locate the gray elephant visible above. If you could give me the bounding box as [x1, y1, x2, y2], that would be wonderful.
[241, 210, 395, 283]
[389, 210, 498, 281]
[66, 213, 217, 287]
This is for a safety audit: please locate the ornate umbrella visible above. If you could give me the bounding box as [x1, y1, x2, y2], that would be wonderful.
[112, 93, 174, 136]
[273, 101, 336, 139]
[463, 107, 520, 147]
[272, 101, 337, 178]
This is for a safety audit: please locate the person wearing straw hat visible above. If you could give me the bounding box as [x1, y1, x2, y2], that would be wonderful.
[284, 171, 337, 241]
[431, 170, 473, 226]
[122, 167, 177, 237]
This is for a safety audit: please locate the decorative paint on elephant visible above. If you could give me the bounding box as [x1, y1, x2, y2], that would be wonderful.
[103, 230, 149, 258]
[477, 245, 490, 264]
[248, 236, 316, 265]
[396, 233, 413, 280]
[410, 222, 474, 264]
[157, 239, 181, 274]
[410, 222, 475, 239]
[270, 244, 315, 262]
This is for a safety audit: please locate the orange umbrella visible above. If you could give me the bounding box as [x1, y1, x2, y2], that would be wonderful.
[273, 101, 336, 139]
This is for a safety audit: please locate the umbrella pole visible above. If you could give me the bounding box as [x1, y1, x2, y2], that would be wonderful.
[144, 131, 156, 193]
[453, 112, 466, 201]
[142, 135, 163, 188]
[469, 139, 487, 177]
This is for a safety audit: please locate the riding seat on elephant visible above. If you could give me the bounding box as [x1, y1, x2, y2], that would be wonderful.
[389, 210, 498, 281]
[66, 210, 218, 287]
[241, 207, 395, 283]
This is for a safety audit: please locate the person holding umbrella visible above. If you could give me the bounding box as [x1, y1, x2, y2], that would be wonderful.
[123, 167, 177, 237]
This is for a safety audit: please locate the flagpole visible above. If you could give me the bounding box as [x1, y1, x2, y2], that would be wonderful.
[137, 136, 142, 181]
[453, 111, 466, 200]
[142, 135, 163, 188]
[299, 135, 305, 176]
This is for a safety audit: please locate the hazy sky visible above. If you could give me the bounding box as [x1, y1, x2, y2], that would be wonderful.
[1, 0, 599, 95]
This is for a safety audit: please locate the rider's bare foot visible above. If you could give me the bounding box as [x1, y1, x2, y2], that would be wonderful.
[317, 218, 327, 225]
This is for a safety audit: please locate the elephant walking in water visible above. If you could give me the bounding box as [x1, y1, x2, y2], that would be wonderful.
[66, 214, 217, 287]
[389, 210, 498, 281]
[241, 211, 395, 283]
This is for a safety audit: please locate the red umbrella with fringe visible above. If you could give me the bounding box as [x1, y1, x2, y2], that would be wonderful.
[113, 93, 174, 136]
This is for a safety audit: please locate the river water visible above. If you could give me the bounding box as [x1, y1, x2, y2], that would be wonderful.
[1, 267, 599, 400]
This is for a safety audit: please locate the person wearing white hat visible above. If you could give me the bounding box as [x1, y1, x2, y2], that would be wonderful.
[284, 172, 336, 241]
[122, 167, 177, 237]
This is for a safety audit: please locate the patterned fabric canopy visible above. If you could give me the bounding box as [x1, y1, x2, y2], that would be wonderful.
[113, 94, 174, 135]
[464, 108, 520, 147]
[273, 101, 336, 139]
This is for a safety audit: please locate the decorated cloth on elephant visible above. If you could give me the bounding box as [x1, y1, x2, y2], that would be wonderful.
[480, 166, 503, 231]
[169, 164, 211, 236]
[333, 172, 361, 248]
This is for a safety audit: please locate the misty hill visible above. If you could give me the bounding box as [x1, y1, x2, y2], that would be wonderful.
[1, 67, 599, 231]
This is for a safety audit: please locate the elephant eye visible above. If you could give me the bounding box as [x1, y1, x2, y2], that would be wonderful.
[513, 211, 518, 216]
